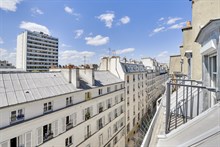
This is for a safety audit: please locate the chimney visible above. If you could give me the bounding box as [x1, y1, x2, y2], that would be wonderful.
[186, 21, 191, 27]
[99, 57, 109, 70]
[79, 68, 95, 86]
[50, 67, 80, 88]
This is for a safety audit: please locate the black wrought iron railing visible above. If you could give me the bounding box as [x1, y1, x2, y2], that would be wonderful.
[165, 79, 218, 134]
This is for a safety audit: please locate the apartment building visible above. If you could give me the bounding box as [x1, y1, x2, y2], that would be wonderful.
[141, 18, 220, 147]
[99, 56, 168, 144]
[0, 60, 15, 69]
[0, 67, 125, 147]
[169, 0, 220, 80]
[16, 31, 58, 72]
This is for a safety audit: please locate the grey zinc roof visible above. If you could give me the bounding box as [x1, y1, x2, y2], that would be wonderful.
[94, 71, 123, 86]
[0, 72, 77, 108]
[121, 63, 146, 73]
[0, 71, 123, 108]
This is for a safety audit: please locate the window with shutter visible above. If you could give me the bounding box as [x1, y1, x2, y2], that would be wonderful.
[25, 132, 32, 147]
[62, 118, 66, 133]
[52, 120, 58, 136]
[37, 127, 43, 145]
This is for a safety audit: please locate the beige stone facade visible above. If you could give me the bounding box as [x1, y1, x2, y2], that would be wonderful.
[170, 0, 220, 80]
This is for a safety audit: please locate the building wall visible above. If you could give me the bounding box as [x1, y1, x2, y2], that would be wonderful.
[16, 31, 59, 72]
[179, 0, 220, 80]
[0, 82, 125, 147]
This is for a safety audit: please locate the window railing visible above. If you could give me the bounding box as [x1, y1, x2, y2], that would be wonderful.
[10, 114, 25, 124]
[43, 131, 53, 142]
[66, 121, 73, 131]
[99, 107, 103, 113]
[85, 112, 91, 120]
[84, 131, 91, 140]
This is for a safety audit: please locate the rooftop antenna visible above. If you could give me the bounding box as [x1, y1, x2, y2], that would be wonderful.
[112, 50, 116, 56]
[84, 56, 86, 66]
[108, 48, 111, 57]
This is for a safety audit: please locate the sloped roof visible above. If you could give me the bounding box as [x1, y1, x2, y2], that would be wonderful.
[0, 72, 78, 108]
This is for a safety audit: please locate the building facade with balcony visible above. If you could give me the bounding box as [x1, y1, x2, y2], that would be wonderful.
[0, 67, 125, 147]
[16, 31, 58, 72]
[99, 56, 168, 145]
[141, 11, 220, 147]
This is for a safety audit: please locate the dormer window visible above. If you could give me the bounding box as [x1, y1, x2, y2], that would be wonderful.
[10, 109, 24, 124]
[44, 102, 53, 113]
[66, 97, 73, 106]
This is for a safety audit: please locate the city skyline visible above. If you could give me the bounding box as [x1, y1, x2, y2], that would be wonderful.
[0, 0, 191, 66]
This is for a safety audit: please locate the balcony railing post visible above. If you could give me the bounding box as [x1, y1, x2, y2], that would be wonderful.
[175, 84, 178, 129]
[197, 88, 200, 116]
[165, 82, 171, 134]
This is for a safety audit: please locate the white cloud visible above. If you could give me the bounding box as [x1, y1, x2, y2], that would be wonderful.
[159, 17, 164, 21]
[115, 48, 135, 55]
[0, 0, 22, 12]
[85, 35, 109, 46]
[120, 16, 130, 24]
[64, 6, 80, 17]
[97, 12, 115, 28]
[59, 49, 95, 65]
[167, 17, 182, 25]
[64, 6, 73, 14]
[61, 43, 71, 48]
[31, 7, 43, 15]
[0, 37, 4, 44]
[0, 48, 16, 65]
[153, 27, 165, 33]
[168, 22, 186, 29]
[156, 51, 170, 63]
[19, 21, 50, 35]
[74, 29, 84, 39]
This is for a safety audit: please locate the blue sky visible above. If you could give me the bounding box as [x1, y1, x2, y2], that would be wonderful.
[0, 0, 192, 66]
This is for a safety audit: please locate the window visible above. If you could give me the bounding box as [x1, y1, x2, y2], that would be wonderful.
[127, 75, 129, 83]
[115, 85, 117, 90]
[98, 89, 102, 95]
[43, 123, 53, 142]
[85, 107, 92, 121]
[133, 94, 135, 102]
[120, 84, 123, 89]
[113, 123, 118, 133]
[115, 96, 118, 104]
[85, 125, 91, 139]
[133, 75, 135, 82]
[98, 102, 104, 113]
[99, 134, 103, 147]
[115, 109, 118, 118]
[10, 109, 24, 123]
[133, 84, 135, 92]
[127, 123, 130, 132]
[85, 92, 91, 100]
[97, 117, 104, 130]
[44, 102, 53, 113]
[113, 136, 118, 145]
[127, 86, 129, 94]
[66, 97, 72, 106]
[133, 118, 136, 127]
[65, 136, 73, 147]
[121, 94, 124, 101]
[107, 99, 112, 108]
[107, 87, 111, 93]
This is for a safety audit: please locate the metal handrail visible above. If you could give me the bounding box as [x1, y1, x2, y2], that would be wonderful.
[165, 79, 218, 134]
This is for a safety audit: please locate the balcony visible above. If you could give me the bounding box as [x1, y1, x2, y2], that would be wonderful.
[84, 131, 91, 140]
[11, 114, 24, 124]
[66, 122, 73, 131]
[43, 131, 53, 142]
[85, 112, 91, 120]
